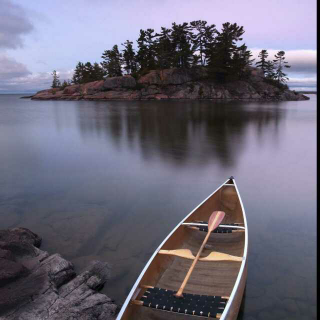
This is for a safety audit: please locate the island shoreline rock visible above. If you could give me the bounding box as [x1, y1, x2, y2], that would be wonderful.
[0, 227, 118, 320]
[30, 67, 309, 102]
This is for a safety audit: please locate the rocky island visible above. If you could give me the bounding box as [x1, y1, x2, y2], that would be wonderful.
[31, 21, 309, 103]
[31, 66, 308, 102]
[0, 228, 117, 320]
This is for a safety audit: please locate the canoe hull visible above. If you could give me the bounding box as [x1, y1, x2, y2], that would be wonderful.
[224, 257, 248, 320]
[117, 178, 248, 320]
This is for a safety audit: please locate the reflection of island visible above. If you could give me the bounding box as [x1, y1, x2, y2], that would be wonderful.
[75, 100, 286, 168]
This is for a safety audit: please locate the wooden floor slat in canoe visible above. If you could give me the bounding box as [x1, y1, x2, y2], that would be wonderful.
[157, 258, 241, 297]
[157, 229, 244, 297]
[182, 228, 245, 258]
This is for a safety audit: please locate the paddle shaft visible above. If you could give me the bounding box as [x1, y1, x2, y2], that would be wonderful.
[174, 231, 212, 298]
[174, 211, 225, 298]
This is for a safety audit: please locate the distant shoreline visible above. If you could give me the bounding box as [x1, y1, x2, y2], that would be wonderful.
[295, 91, 317, 94]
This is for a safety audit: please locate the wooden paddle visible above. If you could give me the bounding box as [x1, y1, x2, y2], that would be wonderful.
[174, 210, 225, 298]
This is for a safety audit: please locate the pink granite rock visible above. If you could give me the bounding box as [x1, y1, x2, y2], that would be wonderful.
[104, 75, 136, 89]
[62, 84, 80, 95]
[82, 80, 104, 95]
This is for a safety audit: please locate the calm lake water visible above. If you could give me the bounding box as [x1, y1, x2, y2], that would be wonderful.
[0, 94, 316, 319]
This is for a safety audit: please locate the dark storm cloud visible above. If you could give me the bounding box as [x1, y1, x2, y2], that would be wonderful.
[0, 0, 34, 49]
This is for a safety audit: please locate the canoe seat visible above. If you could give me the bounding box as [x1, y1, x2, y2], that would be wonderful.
[138, 287, 228, 318]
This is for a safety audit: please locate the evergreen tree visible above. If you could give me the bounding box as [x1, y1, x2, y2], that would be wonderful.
[202, 24, 217, 66]
[255, 50, 269, 75]
[192, 54, 200, 67]
[83, 62, 94, 83]
[92, 62, 106, 80]
[136, 29, 148, 72]
[190, 20, 216, 66]
[136, 29, 157, 73]
[154, 27, 174, 69]
[122, 40, 137, 74]
[72, 62, 86, 84]
[273, 51, 290, 83]
[51, 70, 61, 88]
[72, 61, 105, 84]
[170, 22, 194, 68]
[60, 80, 71, 89]
[101, 45, 123, 77]
[265, 60, 276, 79]
[206, 22, 245, 81]
[231, 44, 254, 78]
[144, 29, 157, 70]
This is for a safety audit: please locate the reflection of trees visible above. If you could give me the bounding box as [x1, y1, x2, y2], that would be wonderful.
[75, 100, 286, 168]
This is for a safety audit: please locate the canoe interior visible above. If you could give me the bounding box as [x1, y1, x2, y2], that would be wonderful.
[122, 184, 246, 320]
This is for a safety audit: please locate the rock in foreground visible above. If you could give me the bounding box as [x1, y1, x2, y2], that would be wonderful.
[31, 67, 309, 102]
[0, 227, 117, 320]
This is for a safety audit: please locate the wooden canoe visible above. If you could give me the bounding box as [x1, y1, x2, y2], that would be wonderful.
[117, 177, 248, 320]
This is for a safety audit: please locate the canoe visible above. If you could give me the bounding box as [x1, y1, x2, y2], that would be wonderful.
[117, 177, 248, 320]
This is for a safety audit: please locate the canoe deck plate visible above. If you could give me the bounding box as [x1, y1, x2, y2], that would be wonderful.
[140, 287, 228, 318]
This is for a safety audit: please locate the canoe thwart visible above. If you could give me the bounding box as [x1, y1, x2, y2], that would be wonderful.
[182, 222, 245, 230]
[158, 249, 243, 262]
[135, 286, 228, 318]
[182, 222, 245, 233]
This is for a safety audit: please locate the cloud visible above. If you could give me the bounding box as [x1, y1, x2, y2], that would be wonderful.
[250, 49, 317, 76]
[0, 53, 31, 80]
[0, 61, 73, 92]
[287, 77, 317, 89]
[0, 0, 34, 49]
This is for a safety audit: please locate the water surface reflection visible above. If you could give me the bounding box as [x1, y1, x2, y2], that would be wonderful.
[0, 96, 316, 319]
[74, 100, 285, 168]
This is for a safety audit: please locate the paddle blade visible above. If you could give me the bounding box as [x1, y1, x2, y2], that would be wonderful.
[208, 211, 225, 232]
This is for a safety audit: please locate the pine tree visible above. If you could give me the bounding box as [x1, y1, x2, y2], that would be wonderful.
[232, 44, 255, 78]
[154, 27, 174, 69]
[51, 70, 61, 88]
[203, 24, 217, 66]
[136, 29, 157, 73]
[60, 80, 70, 90]
[145, 29, 157, 70]
[273, 51, 290, 83]
[101, 45, 123, 77]
[136, 30, 148, 72]
[72, 62, 86, 84]
[206, 22, 245, 81]
[122, 40, 137, 74]
[192, 54, 200, 67]
[190, 20, 216, 66]
[92, 62, 106, 80]
[72, 61, 105, 84]
[170, 22, 194, 68]
[255, 50, 269, 75]
[83, 62, 94, 83]
[265, 60, 276, 79]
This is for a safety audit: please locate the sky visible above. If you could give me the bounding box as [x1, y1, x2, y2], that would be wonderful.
[0, 0, 317, 93]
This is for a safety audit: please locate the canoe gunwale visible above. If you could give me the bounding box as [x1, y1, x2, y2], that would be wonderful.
[116, 178, 248, 320]
[219, 178, 248, 320]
